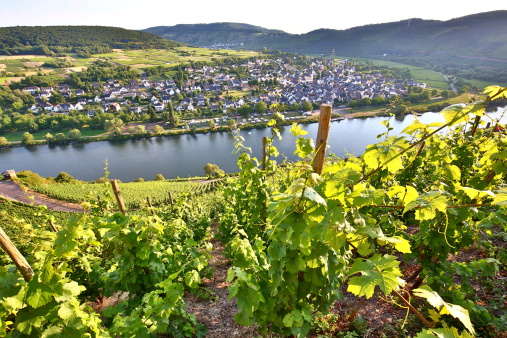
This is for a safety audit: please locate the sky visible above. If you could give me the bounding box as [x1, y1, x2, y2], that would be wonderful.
[0, 0, 505, 34]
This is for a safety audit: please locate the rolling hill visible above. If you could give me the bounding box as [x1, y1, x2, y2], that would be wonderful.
[143, 11, 507, 61]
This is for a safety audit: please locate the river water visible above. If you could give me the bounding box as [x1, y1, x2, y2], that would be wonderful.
[1, 110, 505, 182]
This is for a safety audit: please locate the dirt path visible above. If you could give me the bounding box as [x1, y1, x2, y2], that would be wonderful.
[0, 181, 83, 212]
[185, 227, 259, 337]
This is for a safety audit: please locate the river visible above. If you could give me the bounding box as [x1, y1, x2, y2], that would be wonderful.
[1, 110, 505, 182]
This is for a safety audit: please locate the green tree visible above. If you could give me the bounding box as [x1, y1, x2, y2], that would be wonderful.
[55, 171, 75, 183]
[203, 163, 224, 177]
[104, 118, 125, 131]
[155, 174, 165, 181]
[207, 119, 216, 129]
[44, 132, 54, 144]
[0, 136, 9, 147]
[166, 103, 179, 126]
[227, 119, 237, 129]
[55, 133, 66, 143]
[50, 92, 65, 105]
[255, 101, 267, 114]
[152, 125, 164, 134]
[67, 128, 81, 140]
[148, 105, 157, 122]
[137, 125, 147, 135]
[110, 127, 123, 138]
[237, 104, 253, 116]
[12, 100, 23, 111]
[21, 131, 34, 145]
[302, 101, 313, 112]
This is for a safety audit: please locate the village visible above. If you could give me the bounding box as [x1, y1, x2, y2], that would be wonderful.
[17, 56, 425, 130]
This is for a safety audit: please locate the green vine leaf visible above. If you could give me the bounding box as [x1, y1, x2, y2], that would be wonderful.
[415, 327, 474, 338]
[388, 185, 419, 205]
[460, 187, 495, 201]
[347, 254, 405, 298]
[403, 191, 448, 220]
[25, 280, 55, 309]
[483, 85, 507, 100]
[413, 285, 475, 335]
[492, 190, 507, 205]
[295, 138, 314, 158]
[363, 136, 410, 173]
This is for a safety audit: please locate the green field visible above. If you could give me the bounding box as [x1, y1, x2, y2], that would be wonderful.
[335, 56, 452, 90]
[0, 47, 261, 83]
[3, 128, 107, 142]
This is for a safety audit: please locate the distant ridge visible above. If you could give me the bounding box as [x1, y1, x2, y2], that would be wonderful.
[144, 22, 289, 48]
[143, 11, 507, 61]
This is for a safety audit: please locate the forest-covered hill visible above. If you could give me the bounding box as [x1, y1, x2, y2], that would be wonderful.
[143, 11, 507, 61]
[0, 26, 186, 56]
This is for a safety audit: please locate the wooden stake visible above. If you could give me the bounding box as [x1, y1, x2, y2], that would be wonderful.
[110, 179, 127, 215]
[146, 197, 155, 216]
[97, 196, 104, 212]
[470, 115, 481, 137]
[0, 226, 34, 282]
[49, 220, 58, 233]
[313, 104, 332, 175]
[168, 191, 174, 205]
[262, 137, 268, 171]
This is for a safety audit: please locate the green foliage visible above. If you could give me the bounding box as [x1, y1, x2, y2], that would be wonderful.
[203, 163, 224, 178]
[54, 172, 76, 184]
[220, 87, 507, 336]
[15, 170, 50, 186]
[1, 178, 221, 336]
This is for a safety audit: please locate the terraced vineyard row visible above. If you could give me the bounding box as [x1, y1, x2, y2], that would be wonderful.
[32, 180, 203, 208]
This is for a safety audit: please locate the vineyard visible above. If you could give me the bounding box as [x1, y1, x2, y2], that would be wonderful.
[1, 86, 507, 337]
[30, 180, 205, 208]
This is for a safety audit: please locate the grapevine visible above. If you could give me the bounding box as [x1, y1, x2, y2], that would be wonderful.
[221, 86, 507, 336]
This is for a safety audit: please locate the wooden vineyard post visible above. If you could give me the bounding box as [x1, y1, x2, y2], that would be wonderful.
[262, 137, 268, 170]
[0, 226, 34, 282]
[470, 115, 481, 137]
[313, 104, 332, 175]
[168, 191, 174, 205]
[110, 179, 127, 215]
[49, 220, 58, 233]
[146, 197, 155, 216]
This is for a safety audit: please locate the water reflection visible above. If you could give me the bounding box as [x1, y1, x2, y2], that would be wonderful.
[1, 110, 505, 182]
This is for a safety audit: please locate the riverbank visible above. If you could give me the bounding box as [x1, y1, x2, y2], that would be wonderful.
[0, 105, 401, 150]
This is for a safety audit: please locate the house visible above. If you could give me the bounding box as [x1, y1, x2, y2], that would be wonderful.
[129, 106, 143, 114]
[29, 104, 40, 113]
[153, 102, 165, 112]
[57, 84, 70, 93]
[41, 102, 54, 111]
[1, 170, 16, 180]
[56, 103, 75, 114]
[23, 86, 40, 94]
[108, 102, 122, 112]
[75, 89, 85, 96]
[74, 103, 84, 111]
